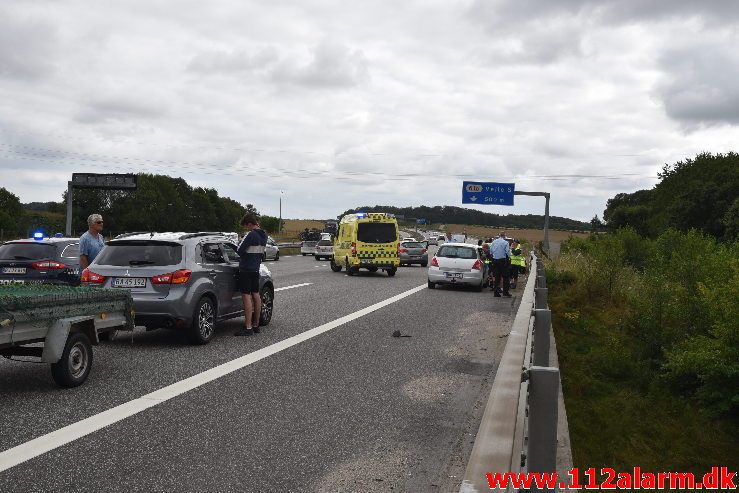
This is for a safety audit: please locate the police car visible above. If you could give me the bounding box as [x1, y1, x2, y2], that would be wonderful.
[0, 234, 82, 285]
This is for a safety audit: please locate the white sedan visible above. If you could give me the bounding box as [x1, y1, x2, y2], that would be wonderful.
[427, 243, 488, 291]
[314, 239, 334, 260]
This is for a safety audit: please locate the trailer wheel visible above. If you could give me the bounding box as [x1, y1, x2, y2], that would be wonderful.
[51, 332, 93, 388]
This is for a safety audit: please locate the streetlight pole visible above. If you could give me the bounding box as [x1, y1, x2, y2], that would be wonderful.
[278, 190, 284, 234]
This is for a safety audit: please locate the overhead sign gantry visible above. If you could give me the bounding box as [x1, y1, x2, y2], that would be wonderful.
[462, 181, 551, 254]
[65, 173, 137, 236]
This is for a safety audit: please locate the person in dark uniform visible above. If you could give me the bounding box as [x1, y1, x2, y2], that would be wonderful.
[234, 213, 268, 336]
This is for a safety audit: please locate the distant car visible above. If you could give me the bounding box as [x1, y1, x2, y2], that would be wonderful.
[265, 236, 280, 261]
[81, 232, 275, 344]
[0, 237, 82, 286]
[314, 239, 334, 260]
[399, 241, 428, 266]
[425, 236, 438, 246]
[402, 237, 416, 242]
[436, 235, 447, 245]
[427, 243, 488, 291]
[300, 240, 318, 256]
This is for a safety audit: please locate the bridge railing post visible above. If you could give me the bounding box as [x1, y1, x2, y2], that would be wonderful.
[533, 309, 551, 367]
[527, 366, 559, 493]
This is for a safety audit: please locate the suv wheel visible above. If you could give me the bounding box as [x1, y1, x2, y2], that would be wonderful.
[189, 296, 216, 345]
[259, 286, 274, 326]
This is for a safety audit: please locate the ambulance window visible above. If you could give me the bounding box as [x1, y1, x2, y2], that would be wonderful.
[357, 223, 396, 243]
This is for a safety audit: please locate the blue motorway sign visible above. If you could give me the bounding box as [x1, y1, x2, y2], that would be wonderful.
[462, 181, 515, 206]
[416, 218, 426, 225]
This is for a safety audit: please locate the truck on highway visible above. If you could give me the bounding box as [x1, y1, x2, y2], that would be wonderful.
[0, 284, 134, 387]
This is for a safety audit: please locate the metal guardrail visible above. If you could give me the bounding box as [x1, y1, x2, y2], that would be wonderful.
[461, 253, 563, 493]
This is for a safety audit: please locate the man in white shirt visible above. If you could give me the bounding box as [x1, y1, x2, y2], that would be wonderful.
[490, 232, 512, 297]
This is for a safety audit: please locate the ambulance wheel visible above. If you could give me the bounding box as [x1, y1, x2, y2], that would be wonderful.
[386, 267, 397, 277]
[51, 332, 93, 388]
[367, 266, 378, 273]
[345, 259, 356, 276]
[330, 258, 342, 272]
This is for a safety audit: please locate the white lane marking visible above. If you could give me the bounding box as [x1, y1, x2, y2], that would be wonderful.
[275, 283, 312, 292]
[0, 283, 428, 472]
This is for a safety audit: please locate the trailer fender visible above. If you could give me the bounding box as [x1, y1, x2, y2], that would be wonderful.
[42, 316, 96, 363]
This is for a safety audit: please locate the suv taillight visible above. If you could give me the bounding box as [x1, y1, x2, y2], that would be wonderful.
[351, 242, 357, 256]
[152, 269, 192, 285]
[399, 248, 408, 253]
[431, 257, 439, 267]
[32, 260, 66, 269]
[472, 259, 482, 270]
[80, 268, 106, 284]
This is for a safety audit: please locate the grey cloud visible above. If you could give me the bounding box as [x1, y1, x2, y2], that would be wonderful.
[468, 0, 739, 28]
[271, 41, 369, 88]
[186, 46, 278, 74]
[0, 8, 59, 80]
[657, 45, 739, 126]
[75, 95, 170, 124]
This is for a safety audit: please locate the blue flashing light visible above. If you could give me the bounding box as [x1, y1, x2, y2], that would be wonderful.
[33, 232, 44, 241]
[356, 212, 367, 218]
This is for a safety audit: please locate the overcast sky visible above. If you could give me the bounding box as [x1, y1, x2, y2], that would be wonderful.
[1, 0, 738, 222]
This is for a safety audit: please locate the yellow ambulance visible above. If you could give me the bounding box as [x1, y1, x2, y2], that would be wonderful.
[330, 212, 400, 276]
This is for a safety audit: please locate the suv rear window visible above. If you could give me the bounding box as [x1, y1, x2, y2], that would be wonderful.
[357, 223, 396, 243]
[317, 240, 332, 246]
[0, 243, 56, 260]
[95, 241, 182, 266]
[437, 245, 477, 259]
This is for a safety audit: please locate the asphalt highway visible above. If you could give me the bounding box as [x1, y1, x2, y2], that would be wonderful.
[0, 249, 524, 492]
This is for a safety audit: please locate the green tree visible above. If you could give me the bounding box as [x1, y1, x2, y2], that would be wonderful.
[0, 187, 24, 238]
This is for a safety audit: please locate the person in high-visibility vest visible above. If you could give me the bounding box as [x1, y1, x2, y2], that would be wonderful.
[509, 239, 526, 289]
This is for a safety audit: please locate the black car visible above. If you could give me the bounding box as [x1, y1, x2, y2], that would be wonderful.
[0, 237, 82, 285]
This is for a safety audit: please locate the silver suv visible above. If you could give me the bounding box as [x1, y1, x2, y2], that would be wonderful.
[81, 232, 274, 344]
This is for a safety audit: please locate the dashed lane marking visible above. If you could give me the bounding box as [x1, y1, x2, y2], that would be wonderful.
[275, 283, 312, 291]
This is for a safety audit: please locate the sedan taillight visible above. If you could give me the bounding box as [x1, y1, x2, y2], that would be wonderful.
[472, 259, 482, 270]
[431, 257, 439, 267]
[80, 268, 106, 284]
[399, 248, 408, 253]
[32, 260, 66, 269]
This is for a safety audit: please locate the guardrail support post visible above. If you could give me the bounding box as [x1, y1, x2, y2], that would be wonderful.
[537, 274, 547, 288]
[528, 366, 559, 493]
[533, 309, 551, 367]
[535, 287, 548, 309]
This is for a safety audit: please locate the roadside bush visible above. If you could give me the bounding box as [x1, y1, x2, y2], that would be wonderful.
[662, 257, 739, 414]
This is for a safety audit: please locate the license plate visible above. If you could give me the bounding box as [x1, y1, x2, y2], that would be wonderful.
[2, 267, 26, 274]
[0, 279, 25, 285]
[445, 272, 463, 279]
[112, 277, 146, 288]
